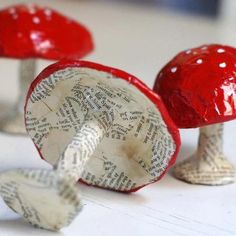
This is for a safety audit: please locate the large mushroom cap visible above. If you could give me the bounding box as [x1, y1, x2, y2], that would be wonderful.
[154, 44, 236, 128]
[25, 60, 180, 192]
[0, 4, 94, 59]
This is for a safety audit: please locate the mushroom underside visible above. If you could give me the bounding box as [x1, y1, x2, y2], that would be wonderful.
[26, 67, 176, 192]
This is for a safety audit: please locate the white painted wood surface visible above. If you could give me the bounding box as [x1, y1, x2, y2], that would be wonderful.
[0, 1, 235, 235]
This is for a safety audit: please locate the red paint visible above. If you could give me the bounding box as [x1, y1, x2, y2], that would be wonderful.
[154, 44, 236, 128]
[0, 4, 94, 60]
[25, 60, 180, 193]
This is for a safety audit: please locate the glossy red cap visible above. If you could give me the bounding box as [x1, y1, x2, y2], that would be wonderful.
[25, 60, 181, 193]
[154, 44, 236, 128]
[0, 4, 94, 60]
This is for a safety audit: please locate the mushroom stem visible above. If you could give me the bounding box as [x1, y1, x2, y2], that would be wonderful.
[0, 59, 36, 134]
[16, 59, 36, 113]
[173, 123, 236, 185]
[56, 112, 114, 182]
[197, 123, 224, 164]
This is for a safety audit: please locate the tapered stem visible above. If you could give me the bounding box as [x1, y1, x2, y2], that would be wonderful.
[197, 123, 224, 167]
[56, 111, 115, 182]
[16, 59, 36, 113]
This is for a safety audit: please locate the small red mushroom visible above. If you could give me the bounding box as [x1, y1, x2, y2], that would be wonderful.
[0, 4, 94, 134]
[154, 44, 236, 185]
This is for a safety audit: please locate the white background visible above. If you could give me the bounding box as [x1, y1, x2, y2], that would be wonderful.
[0, 1, 236, 235]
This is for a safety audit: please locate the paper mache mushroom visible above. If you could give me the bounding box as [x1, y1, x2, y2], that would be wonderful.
[0, 4, 94, 134]
[25, 60, 180, 192]
[154, 44, 236, 185]
[0, 60, 180, 231]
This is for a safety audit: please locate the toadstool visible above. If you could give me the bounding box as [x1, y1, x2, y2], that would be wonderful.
[25, 60, 180, 192]
[154, 44, 236, 185]
[0, 4, 94, 134]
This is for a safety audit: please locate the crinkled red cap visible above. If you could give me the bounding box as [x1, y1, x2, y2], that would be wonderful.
[154, 44, 236, 128]
[0, 4, 94, 59]
[25, 60, 181, 193]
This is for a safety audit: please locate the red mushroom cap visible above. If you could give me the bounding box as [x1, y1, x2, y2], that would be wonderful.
[154, 44, 236, 128]
[25, 60, 180, 193]
[0, 4, 94, 60]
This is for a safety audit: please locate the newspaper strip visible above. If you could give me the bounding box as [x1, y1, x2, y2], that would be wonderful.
[57, 111, 114, 182]
[0, 59, 36, 134]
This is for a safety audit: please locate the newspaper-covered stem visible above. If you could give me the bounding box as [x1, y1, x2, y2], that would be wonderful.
[56, 111, 114, 182]
[197, 123, 224, 160]
[174, 123, 236, 185]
